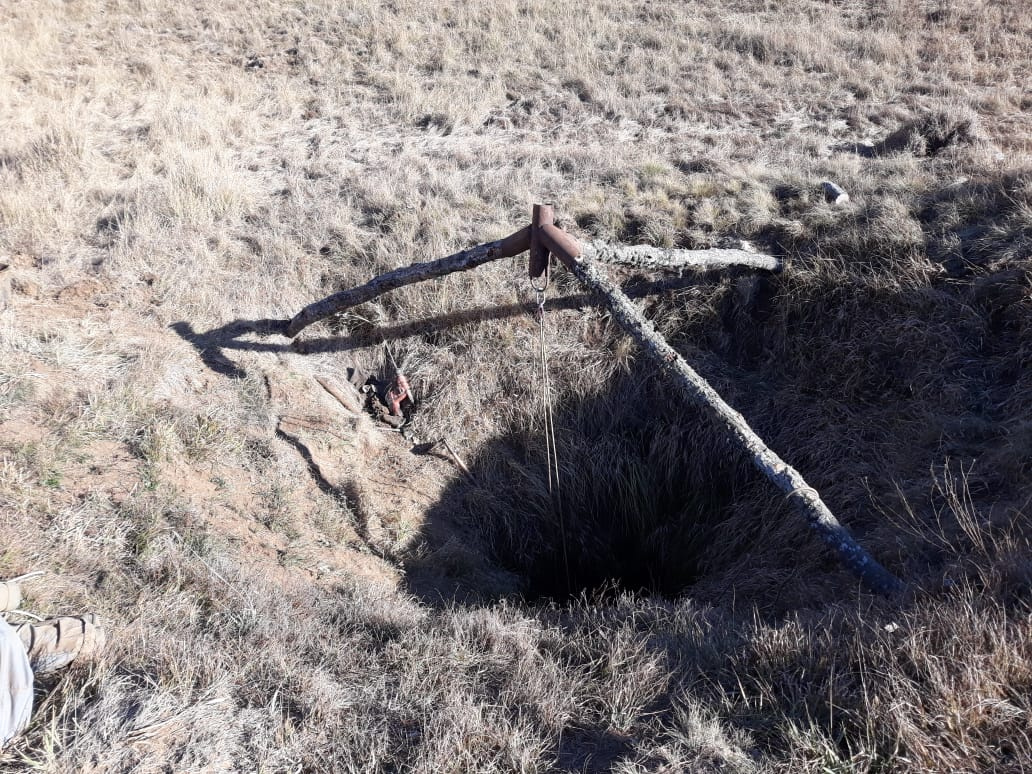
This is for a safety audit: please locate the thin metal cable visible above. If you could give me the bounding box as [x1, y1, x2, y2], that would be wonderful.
[536, 288, 572, 592]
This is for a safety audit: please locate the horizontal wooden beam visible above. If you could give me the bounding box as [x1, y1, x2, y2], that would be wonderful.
[286, 224, 779, 338]
[584, 242, 780, 273]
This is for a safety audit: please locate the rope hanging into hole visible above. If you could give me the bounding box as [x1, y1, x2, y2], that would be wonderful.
[534, 277, 572, 593]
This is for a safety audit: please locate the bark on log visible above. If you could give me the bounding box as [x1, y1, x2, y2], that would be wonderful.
[286, 231, 780, 337]
[286, 227, 532, 337]
[565, 251, 904, 595]
[583, 242, 781, 273]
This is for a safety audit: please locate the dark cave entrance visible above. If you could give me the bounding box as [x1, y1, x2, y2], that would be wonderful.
[422, 373, 751, 604]
[486, 430, 741, 602]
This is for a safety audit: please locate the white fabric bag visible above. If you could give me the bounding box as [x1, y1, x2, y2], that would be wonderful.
[0, 617, 32, 748]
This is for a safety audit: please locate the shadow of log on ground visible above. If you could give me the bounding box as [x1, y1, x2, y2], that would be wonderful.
[168, 274, 709, 378]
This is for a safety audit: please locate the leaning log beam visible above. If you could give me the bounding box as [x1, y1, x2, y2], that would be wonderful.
[286, 230, 780, 337]
[547, 244, 904, 594]
[584, 242, 780, 273]
[286, 227, 532, 337]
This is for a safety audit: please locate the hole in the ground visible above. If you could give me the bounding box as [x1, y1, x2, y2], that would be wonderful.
[408, 371, 752, 603]
[490, 439, 738, 601]
[499, 454, 737, 601]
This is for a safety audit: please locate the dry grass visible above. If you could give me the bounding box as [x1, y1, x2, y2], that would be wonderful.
[1, 0, 1031, 770]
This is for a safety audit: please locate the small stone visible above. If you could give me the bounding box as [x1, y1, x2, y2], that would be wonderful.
[821, 181, 850, 204]
[0, 263, 10, 311]
[11, 278, 40, 298]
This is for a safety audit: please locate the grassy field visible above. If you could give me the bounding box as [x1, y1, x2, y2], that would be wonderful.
[1, 0, 1030, 770]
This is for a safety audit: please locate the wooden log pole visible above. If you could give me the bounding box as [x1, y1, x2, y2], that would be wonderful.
[286, 229, 780, 338]
[540, 225, 904, 595]
[583, 242, 781, 273]
[315, 375, 363, 414]
[286, 227, 532, 337]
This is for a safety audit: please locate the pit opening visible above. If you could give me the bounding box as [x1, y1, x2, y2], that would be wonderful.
[444, 373, 755, 603]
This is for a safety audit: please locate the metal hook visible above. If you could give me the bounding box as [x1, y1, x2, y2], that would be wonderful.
[530, 255, 550, 294]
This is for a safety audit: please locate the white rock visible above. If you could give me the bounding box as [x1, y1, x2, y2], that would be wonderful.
[821, 181, 850, 204]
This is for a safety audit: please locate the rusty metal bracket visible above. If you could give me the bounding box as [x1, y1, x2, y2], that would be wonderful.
[530, 203, 582, 285]
[529, 203, 553, 291]
[538, 222, 582, 270]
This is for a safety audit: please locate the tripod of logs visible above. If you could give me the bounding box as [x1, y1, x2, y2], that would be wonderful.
[286, 204, 904, 595]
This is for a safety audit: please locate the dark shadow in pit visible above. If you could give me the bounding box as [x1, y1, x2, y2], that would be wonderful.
[555, 728, 637, 773]
[399, 360, 806, 609]
[399, 240, 1030, 613]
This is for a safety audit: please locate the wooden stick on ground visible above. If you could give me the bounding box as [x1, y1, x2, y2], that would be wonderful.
[315, 376, 363, 414]
[538, 227, 904, 595]
[439, 437, 474, 481]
